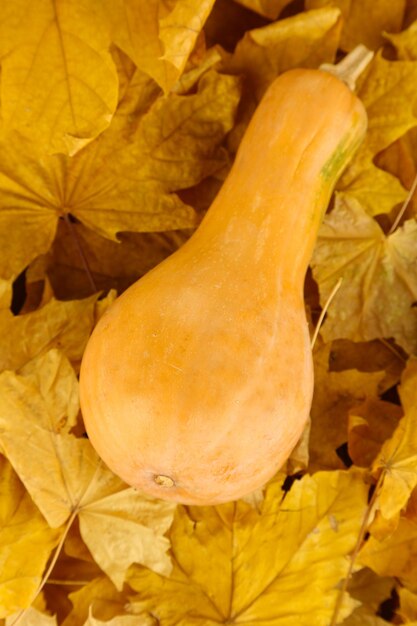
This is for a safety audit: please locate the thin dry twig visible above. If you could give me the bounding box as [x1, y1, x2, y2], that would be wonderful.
[311, 277, 343, 349]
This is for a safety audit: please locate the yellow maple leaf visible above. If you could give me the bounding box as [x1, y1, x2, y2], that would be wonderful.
[328, 338, 404, 392]
[339, 52, 417, 215]
[104, 0, 215, 93]
[372, 359, 417, 520]
[0, 350, 176, 590]
[0, 0, 118, 155]
[0, 292, 113, 373]
[309, 343, 385, 471]
[359, 516, 417, 592]
[0, 457, 60, 618]
[84, 611, 154, 626]
[0, 69, 239, 280]
[32, 220, 190, 300]
[128, 471, 367, 625]
[398, 588, 417, 622]
[5, 607, 58, 626]
[374, 128, 417, 222]
[311, 195, 417, 354]
[228, 7, 342, 99]
[225, 7, 342, 152]
[341, 568, 395, 626]
[348, 399, 402, 467]
[305, 0, 405, 51]
[62, 577, 131, 626]
[385, 16, 417, 60]
[0, 279, 12, 310]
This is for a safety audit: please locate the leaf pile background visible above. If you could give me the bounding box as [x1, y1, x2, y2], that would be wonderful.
[2, 0, 417, 624]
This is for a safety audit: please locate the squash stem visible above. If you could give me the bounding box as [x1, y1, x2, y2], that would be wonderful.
[320, 45, 374, 91]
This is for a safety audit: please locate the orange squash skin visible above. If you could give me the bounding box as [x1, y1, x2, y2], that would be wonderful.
[79, 69, 367, 505]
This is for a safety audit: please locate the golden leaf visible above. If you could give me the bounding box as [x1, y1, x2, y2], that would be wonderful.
[339, 53, 417, 215]
[305, 0, 406, 51]
[375, 128, 417, 221]
[340, 165, 408, 219]
[309, 343, 384, 471]
[348, 399, 402, 467]
[385, 17, 417, 60]
[104, 0, 215, 92]
[0, 293, 108, 372]
[0, 457, 60, 618]
[228, 7, 342, 98]
[328, 338, 404, 392]
[32, 221, 190, 301]
[372, 359, 417, 520]
[341, 568, 395, 626]
[225, 7, 341, 151]
[356, 53, 417, 160]
[0, 279, 12, 310]
[0, 69, 239, 279]
[84, 610, 154, 626]
[5, 607, 58, 626]
[232, 0, 296, 20]
[359, 516, 417, 592]
[62, 577, 132, 626]
[128, 471, 367, 625]
[0, 0, 118, 155]
[398, 588, 417, 622]
[311, 195, 417, 354]
[341, 611, 392, 625]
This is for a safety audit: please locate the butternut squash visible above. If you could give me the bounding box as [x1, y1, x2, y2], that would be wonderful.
[79, 55, 368, 505]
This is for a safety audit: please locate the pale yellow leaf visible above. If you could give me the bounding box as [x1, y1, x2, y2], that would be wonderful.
[5, 608, 58, 626]
[0, 457, 60, 618]
[84, 609, 154, 626]
[0, 356, 175, 587]
[0, 293, 106, 372]
[311, 195, 417, 354]
[19, 349, 79, 430]
[78, 486, 174, 589]
[0, 0, 118, 155]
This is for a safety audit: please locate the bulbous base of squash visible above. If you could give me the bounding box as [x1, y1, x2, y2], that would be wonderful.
[80, 265, 313, 505]
[127, 427, 308, 505]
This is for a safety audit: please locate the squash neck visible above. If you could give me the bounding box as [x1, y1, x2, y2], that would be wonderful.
[192, 158, 332, 285]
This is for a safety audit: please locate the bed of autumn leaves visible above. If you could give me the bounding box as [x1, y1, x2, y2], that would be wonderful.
[3, 0, 417, 624]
